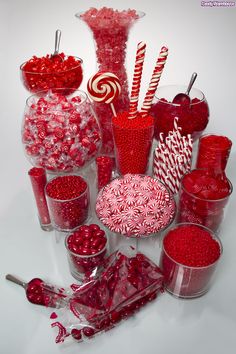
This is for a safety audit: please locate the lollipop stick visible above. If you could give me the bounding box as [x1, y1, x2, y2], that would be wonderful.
[110, 103, 117, 117]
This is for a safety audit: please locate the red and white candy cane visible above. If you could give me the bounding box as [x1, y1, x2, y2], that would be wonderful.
[128, 42, 146, 119]
[140, 46, 168, 116]
[87, 72, 121, 116]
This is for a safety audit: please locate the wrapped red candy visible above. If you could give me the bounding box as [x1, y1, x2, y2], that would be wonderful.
[22, 90, 101, 173]
[20, 53, 83, 94]
[45, 175, 89, 231]
[196, 134, 232, 173]
[150, 85, 209, 140]
[6, 274, 68, 307]
[160, 224, 222, 298]
[177, 169, 232, 231]
[65, 224, 108, 280]
[50, 247, 164, 343]
[112, 112, 154, 174]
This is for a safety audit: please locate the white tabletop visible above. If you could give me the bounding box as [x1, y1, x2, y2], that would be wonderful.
[1, 0, 236, 353]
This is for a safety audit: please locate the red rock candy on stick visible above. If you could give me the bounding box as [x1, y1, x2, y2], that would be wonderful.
[87, 71, 121, 116]
[140, 46, 168, 116]
[128, 42, 146, 119]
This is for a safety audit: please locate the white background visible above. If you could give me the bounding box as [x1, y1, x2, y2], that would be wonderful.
[0, 0, 236, 353]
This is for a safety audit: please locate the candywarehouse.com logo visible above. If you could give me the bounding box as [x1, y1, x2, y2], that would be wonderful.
[201, 1, 235, 6]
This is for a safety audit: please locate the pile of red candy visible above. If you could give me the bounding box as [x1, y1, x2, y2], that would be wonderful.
[21, 53, 83, 94]
[51, 248, 164, 343]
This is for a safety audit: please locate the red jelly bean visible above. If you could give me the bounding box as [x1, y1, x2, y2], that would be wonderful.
[160, 224, 222, 298]
[20, 53, 83, 94]
[177, 169, 232, 232]
[112, 111, 154, 174]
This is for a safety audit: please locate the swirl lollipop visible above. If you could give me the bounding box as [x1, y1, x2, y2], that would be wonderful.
[87, 72, 121, 116]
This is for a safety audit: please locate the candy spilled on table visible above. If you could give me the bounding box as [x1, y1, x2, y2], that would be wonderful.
[50, 247, 164, 343]
[113, 44, 168, 174]
[153, 117, 193, 194]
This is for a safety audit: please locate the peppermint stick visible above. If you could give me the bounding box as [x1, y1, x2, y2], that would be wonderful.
[128, 42, 146, 119]
[140, 46, 168, 116]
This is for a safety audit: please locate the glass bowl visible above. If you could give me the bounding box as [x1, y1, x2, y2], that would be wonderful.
[22, 88, 101, 174]
[20, 55, 83, 95]
[150, 85, 209, 141]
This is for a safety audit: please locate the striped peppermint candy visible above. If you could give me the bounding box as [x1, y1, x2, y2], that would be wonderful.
[87, 71, 121, 104]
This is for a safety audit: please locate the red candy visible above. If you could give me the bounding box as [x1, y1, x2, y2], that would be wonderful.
[22, 91, 101, 173]
[45, 175, 89, 231]
[80, 7, 139, 154]
[196, 134, 232, 173]
[177, 169, 232, 231]
[160, 224, 222, 298]
[28, 167, 51, 229]
[151, 97, 209, 140]
[20, 53, 83, 94]
[51, 249, 164, 343]
[96, 156, 113, 190]
[65, 224, 107, 279]
[112, 111, 154, 174]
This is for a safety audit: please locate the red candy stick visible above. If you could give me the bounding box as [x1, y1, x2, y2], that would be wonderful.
[128, 42, 146, 119]
[96, 156, 113, 190]
[196, 134, 232, 173]
[28, 167, 52, 231]
[5, 274, 68, 307]
[140, 46, 168, 116]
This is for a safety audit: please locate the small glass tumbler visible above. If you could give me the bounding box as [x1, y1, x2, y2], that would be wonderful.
[112, 111, 154, 175]
[96, 156, 113, 191]
[45, 175, 89, 232]
[196, 134, 232, 174]
[65, 233, 107, 280]
[177, 170, 233, 232]
[160, 223, 223, 298]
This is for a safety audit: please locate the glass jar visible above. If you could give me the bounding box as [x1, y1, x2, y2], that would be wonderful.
[160, 223, 223, 298]
[151, 85, 209, 141]
[22, 88, 101, 174]
[76, 8, 145, 154]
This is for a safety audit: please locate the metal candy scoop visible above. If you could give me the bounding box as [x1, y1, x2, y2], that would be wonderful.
[172, 72, 197, 105]
[51, 29, 63, 60]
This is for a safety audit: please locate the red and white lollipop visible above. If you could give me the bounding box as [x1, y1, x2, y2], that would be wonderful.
[87, 71, 121, 116]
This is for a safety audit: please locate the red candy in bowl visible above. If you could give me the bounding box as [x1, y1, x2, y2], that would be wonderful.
[20, 53, 83, 95]
[150, 85, 209, 140]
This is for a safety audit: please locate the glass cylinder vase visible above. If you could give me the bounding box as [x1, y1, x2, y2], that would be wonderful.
[76, 8, 145, 155]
